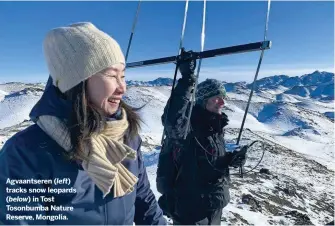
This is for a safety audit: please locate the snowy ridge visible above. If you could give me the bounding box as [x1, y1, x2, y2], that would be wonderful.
[0, 87, 43, 129]
[248, 71, 334, 100]
[126, 77, 174, 87]
[0, 89, 8, 101]
[0, 82, 45, 94]
[284, 86, 310, 97]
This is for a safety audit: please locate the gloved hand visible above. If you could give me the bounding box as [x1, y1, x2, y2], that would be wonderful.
[177, 48, 197, 83]
[229, 145, 248, 168]
[158, 192, 176, 218]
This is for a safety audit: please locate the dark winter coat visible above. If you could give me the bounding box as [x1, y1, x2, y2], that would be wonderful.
[0, 77, 166, 225]
[156, 77, 231, 222]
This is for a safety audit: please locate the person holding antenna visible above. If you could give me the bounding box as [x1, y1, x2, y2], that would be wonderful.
[157, 49, 247, 225]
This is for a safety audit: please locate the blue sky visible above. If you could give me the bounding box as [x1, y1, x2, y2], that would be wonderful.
[0, 1, 333, 83]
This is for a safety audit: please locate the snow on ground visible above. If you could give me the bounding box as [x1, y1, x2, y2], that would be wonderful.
[0, 91, 42, 129]
[124, 86, 170, 146]
[262, 86, 290, 95]
[227, 91, 271, 103]
[272, 136, 334, 171]
[223, 205, 273, 225]
[0, 89, 8, 101]
[276, 93, 301, 103]
[243, 129, 334, 171]
[0, 83, 27, 93]
[225, 103, 275, 134]
[0, 82, 45, 94]
[0, 135, 7, 146]
[294, 97, 334, 114]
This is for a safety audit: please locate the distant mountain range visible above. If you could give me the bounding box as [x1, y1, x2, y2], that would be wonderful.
[126, 77, 174, 87]
[248, 71, 333, 88]
[126, 70, 334, 100]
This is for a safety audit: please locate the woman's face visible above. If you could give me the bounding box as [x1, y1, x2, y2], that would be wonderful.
[87, 64, 126, 116]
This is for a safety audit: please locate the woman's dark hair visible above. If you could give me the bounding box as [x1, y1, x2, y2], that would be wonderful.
[63, 80, 142, 161]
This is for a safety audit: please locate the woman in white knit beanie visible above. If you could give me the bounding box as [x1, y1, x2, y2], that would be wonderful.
[0, 22, 166, 225]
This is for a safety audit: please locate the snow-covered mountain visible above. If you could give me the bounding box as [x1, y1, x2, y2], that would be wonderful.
[248, 74, 290, 89]
[127, 77, 174, 87]
[301, 71, 334, 86]
[284, 86, 310, 97]
[247, 71, 334, 101]
[0, 71, 334, 225]
[127, 71, 334, 101]
[0, 85, 45, 129]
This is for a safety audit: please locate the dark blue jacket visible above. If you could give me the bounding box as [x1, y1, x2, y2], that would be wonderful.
[0, 77, 166, 225]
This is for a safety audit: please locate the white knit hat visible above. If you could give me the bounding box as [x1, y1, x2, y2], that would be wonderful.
[43, 22, 125, 93]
